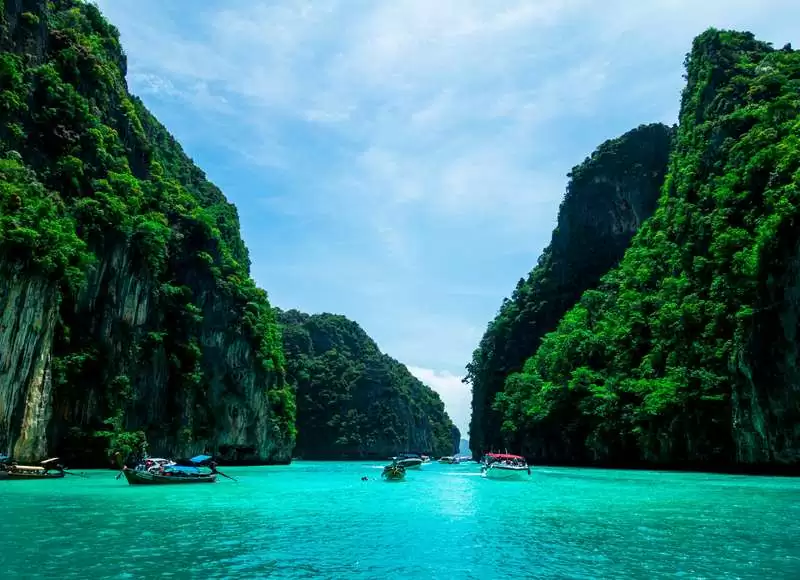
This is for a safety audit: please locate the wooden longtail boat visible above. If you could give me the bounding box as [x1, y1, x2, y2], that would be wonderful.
[122, 464, 217, 485]
[0, 457, 66, 481]
[381, 463, 406, 482]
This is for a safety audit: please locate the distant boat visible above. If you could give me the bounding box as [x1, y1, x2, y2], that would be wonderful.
[0, 457, 66, 481]
[480, 453, 531, 481]
[438, 456, 459, 464]
[381, 463, 406, 481]
[392, 453, 423, 470]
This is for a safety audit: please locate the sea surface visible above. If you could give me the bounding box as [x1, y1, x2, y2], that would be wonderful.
[2, 461, 800, 579]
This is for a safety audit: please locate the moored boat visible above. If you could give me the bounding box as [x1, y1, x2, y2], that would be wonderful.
[480, 453, 531, 481]
[0, 457, 66, 481]
[438, 455, 459, 464]
[122, 463, 217, 485]
[381, 463, 406, 481]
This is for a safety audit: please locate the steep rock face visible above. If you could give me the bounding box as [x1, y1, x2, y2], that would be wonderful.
[467, 123, 674, 456]
[498, 31, 800, 470]
[0, 270, 58, 459]
[0, 0, 293, 464]
[277, 309, 456, 459]
[450, 425, 461, 456]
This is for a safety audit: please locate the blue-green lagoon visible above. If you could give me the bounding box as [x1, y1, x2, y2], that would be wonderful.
[2, 461, 799, 579]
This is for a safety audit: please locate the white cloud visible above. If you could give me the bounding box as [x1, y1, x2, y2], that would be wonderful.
[408, 366, 470, 437]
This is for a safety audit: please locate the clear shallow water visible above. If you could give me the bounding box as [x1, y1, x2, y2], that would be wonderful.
[2, 462, 800, 579]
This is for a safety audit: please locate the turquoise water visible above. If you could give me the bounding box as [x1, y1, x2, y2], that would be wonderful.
[2, 461, 800, 579]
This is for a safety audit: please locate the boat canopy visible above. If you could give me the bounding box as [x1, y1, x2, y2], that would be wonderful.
[164, 465, 202, 474]
[485, 453, 524, 460]
[190, 454, 213, 464]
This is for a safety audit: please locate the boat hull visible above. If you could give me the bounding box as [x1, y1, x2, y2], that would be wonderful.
[123, 468, 216, 485]
[482, 465, 531, 481]
[396, 458, 423, 470]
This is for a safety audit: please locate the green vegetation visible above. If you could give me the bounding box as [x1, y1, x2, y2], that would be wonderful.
[467, 123, 673, 456]
[493, 31, 800, 468]
[0, 0, 291, 464]
[277, 309, 458, 459]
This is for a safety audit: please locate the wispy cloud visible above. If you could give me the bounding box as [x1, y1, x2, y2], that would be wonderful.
[95, 0, 800, 428]
[408, 366, 470, 437]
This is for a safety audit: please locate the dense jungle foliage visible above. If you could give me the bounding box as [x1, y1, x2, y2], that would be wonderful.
[277, 309, 458, 459]
[0, 0, 293, 461]
[466, 123, 674, 456]
[493, 30, 800, 469]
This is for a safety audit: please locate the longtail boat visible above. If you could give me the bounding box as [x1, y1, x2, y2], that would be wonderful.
[381, 462, 406, 482]
[119, 454, 237, 485]
[0, 457, 66, 481]
[122, 464, 217, 485]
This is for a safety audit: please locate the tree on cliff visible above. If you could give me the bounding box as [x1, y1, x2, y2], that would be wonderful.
[276, 309, 457, 458]
[0, 0, 293, 464]
[466, 123, 674, 457]
[497, 30, 800, 469]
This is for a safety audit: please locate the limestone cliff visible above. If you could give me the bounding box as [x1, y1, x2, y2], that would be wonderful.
[277, 309, 457, 459]
[0, 270, 58, 460]
[0, 0, 294, 464]
[467, 123, 674, 456]
[496, 31, 800, 471]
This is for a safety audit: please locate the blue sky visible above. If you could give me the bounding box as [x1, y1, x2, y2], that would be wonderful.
[94, 0, 798, 437]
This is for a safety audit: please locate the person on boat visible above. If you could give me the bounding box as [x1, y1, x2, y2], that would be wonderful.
[209, 461, 218, 475]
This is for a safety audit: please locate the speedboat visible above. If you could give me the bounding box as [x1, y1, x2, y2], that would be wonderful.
[392, 453, 423, 470]
[480, 453, 531, 481]
[438, 456, 459, 464]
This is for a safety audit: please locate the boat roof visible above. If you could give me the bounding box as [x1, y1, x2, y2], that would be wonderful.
[40, 457, 60, 465]
[485, 453, 525, 459]
[164, 465, 202, 473]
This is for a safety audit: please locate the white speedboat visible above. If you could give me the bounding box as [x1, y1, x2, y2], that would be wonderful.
[392, 453, 424, 470]
[481, 453, 531, 481]
[438, 456, 459, 464]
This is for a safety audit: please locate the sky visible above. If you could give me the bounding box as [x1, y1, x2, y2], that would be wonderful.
[93, 0, 799, 437]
